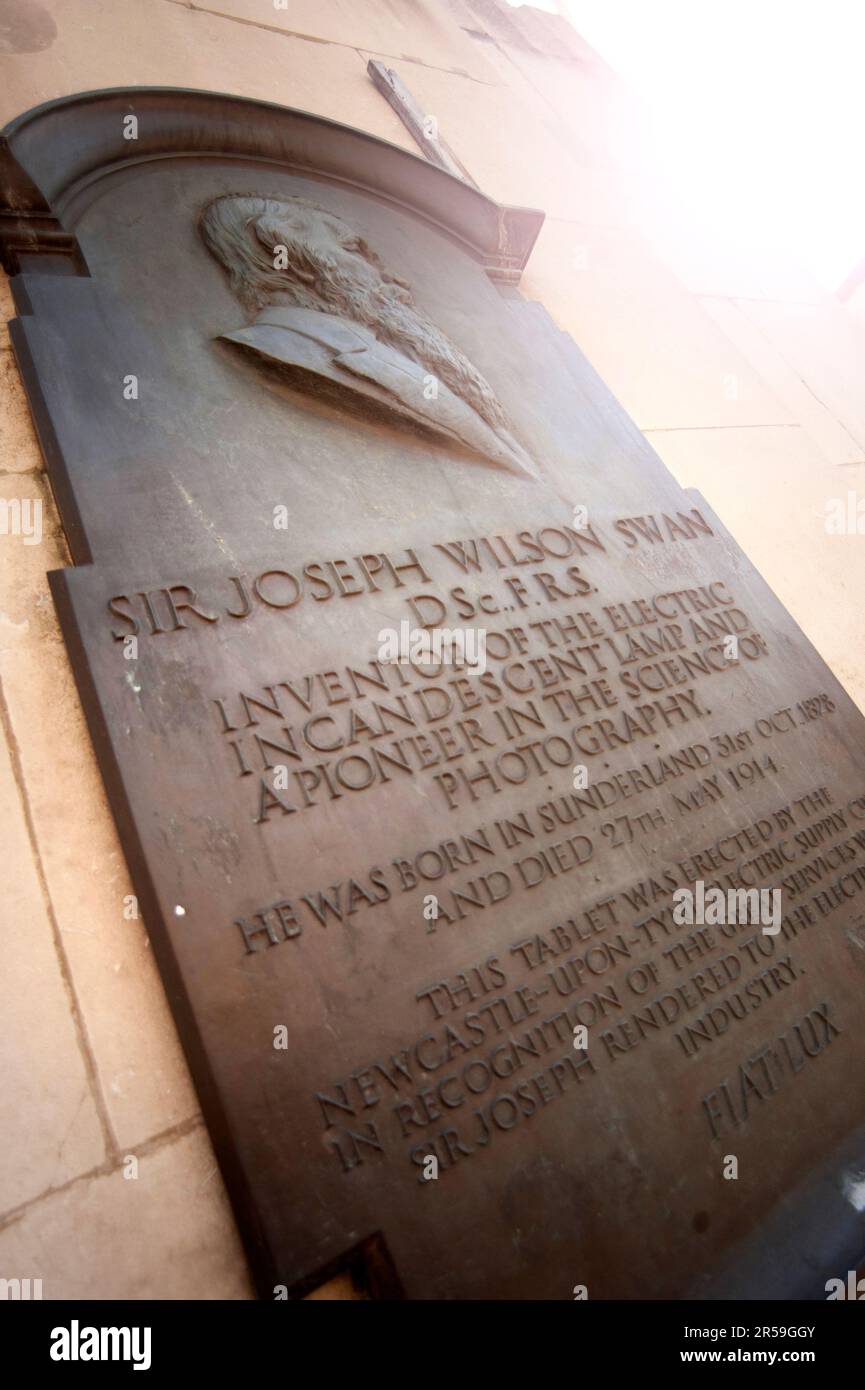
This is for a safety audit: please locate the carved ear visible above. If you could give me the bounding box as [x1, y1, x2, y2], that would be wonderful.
[252, 215, 282, 250]
[253, 217, 316, 283]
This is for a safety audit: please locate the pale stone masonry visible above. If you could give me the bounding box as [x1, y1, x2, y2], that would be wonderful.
[1, 0, 863, 1298]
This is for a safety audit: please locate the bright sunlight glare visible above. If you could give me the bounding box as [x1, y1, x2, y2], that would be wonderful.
[507, 0, 865, 292]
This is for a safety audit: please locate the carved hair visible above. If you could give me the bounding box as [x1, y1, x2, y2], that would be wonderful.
[200, 194, 508, 434]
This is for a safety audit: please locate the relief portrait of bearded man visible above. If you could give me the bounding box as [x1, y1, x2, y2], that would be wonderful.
[200, 194, 537, 479]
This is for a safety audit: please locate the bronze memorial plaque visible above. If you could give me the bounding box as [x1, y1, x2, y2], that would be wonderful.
[3, 88, 865, 1300]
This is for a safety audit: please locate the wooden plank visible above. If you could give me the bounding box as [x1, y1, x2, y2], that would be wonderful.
[367, 58, 479, 187]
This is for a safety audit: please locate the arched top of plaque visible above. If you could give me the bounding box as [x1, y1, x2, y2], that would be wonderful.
[0, 87, 544, 282]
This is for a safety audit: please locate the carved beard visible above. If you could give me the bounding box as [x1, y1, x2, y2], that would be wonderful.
[275, 248, 509, 436]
